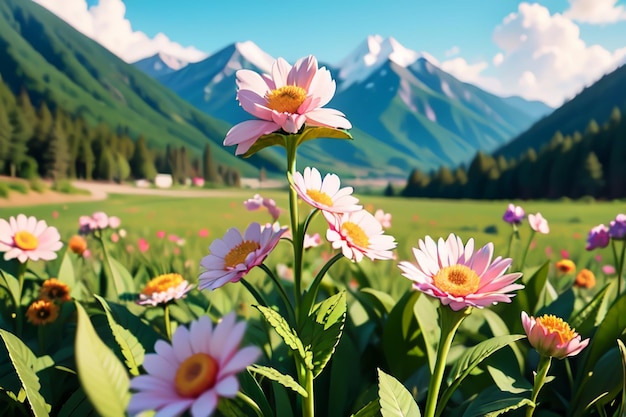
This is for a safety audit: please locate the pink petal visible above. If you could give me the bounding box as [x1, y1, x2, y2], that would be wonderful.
[304, 108, 351, 129]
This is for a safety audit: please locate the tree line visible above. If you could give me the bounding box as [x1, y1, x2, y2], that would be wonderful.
[0, 78, 241, 186]
[402, 107, 626, 200]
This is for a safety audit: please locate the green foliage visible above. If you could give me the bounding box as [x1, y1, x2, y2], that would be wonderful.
[378, 368, 421, 417]
[50, 179, 90, 195]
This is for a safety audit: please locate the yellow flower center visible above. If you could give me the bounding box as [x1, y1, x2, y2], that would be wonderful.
[266, 85, 307, 113]
[306, 189, 333, 207]
[342, 222, 370, 248]
[432, 265, 481, 297]
[14, 231, 39, 251]
[224, 240, 260, 268]
[142, 273, 184, 296]
[174, 353, 218, 398]
[536, 315, 576, 345]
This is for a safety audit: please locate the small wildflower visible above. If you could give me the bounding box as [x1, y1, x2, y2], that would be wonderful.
[0, 214, 63, 263]
[574, 269, 596, 289]
[555, 259, 576, 274]
[39, 278, 71, 302]
[503, 204, 525, 225]
[68, 235, 88, 256]
[26, 299, 60, 325]
[586, 224, 610, 250]
[522, 312, 589, 359]
[138, 273, 194, 306]
[528, 213, 549, 234]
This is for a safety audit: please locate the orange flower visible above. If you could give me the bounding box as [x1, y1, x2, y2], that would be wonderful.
[26, 299, 60, 325]
[555, 259, 576, 274]
[575, 268, 596, 289]
[68, 235, 87, 255]
[40, 278, 71, 302]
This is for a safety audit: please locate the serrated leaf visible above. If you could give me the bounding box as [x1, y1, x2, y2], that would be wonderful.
[249, 364, 307, 397]
[0, 329, 50, 417]
[378, 368, 421, 417]
[74, 301, 130, 417]
[93, 294, 144, 375]
[300, 291, 347, 378]
[255, 305, 306, 359]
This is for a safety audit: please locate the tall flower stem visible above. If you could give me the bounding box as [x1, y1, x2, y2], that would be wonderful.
[15, 261, 28, 337]
[163, 304, 172, 341]
[285, 139, 303, 321]
[302, 364, 315, 417]
[611, 240, 625, 300]
[526, 355, 552, 417]
[506, 224, 520, 259]
[424, 307, 470, 417]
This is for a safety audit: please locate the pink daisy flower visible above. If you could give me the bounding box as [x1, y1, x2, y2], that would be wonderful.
[0, 214, 63, 263]
[324, 210, 396, 262]
[292, 167, 361, 214]
[398, 234, 524, 311]
[528, 212, 549, 234]
[303, 232, 323, 249]
[521, 312, 589, 359]
[374, 209, 392, 229]
[127, 313, 261, 417]
[137, 273, 194, 306]
[224, 55, 351, 155]
[198, 222, 288, 290]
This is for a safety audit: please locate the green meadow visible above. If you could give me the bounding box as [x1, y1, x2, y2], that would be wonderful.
[3, 190, 625, 274]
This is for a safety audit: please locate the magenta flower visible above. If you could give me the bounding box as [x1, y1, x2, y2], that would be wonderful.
[156, 230, 166, 239]
[528, 213, 549, 234]
[292, 167, 362, 214]
[521, 312, 589, 359]
[609, 214, 626, 239]
[586, 224, 610, 250]
[398, 234, 524, 311]
[198, 222, 288, 290]
[243, 194, 264, 211]
[78, 211, 120, 234]
[0, 214, 63, 263]
[503, 203, 525, 225]
[243, 194, 281, 221]
[138, 238, 150, 253]
[127, 313, 261, 417]
[324, 210, 396, 262]
[224, 55, 351, 155]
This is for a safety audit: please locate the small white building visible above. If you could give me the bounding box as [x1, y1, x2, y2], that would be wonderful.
[154, 173, 173, 189]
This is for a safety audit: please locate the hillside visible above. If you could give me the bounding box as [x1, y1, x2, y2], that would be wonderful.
[0, 0, 263, 176]
[494, 63, 626, 159]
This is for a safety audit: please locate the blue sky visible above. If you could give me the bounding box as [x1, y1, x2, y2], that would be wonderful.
[36, 0, 626, 106]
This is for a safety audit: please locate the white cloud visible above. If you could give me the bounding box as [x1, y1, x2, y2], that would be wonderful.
[445, 46, 460, 57]
[33, 0, 207, 63]
[439, 57, 500, 90]
[564, 0, 626, 24]
[487, 2, 625, 106]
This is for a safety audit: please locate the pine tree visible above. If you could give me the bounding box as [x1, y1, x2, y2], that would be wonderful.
[578, 151, 604, 198]
[7, 109, 31, 177]
[202, 143, 220, 183]
[129, 135, 157, 180]
[43, 120, 70, 180]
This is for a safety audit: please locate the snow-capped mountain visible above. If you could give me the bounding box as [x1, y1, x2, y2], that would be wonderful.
[133, 52, 191, 78]
[135, 36, 553, 176]
[153, 41, 274, 124]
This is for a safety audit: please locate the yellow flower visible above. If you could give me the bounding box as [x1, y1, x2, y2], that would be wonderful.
[575, 268, 596, 289]
[138, 273, 193, 306]
[39, 278, 71, 302]
[26, 299, 60, 325]
[555, 259, 576, 274]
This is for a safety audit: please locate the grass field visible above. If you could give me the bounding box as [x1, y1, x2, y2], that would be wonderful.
[2, 190, 625, 276]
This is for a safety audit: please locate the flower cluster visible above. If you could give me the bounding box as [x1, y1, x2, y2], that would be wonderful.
[26, 278, 72, 326]
[79, 211, 121, 235]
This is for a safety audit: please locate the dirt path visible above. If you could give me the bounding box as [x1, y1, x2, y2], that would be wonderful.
[0, 180, 257, 208]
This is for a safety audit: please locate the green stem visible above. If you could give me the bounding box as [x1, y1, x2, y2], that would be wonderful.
[518, 230, 536, 272]
[259, 263, 295, 323]
[236, 391, 263, 417]
[163, 303, 172, 341]
[424, 307, 470, 417]
[285, 140, 304, 322]
[241, 278, 270, 308]
[618, 240, 626, 297]
[611, 240, 622, 301]
[506, 224, 519, 259]
[526, 355, 552, 417]
[302, 365, 315, 417]
[300, 253, 344, 319]
[15, 261, 27, 337]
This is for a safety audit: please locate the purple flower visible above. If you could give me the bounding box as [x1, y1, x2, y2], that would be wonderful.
[586, 224, 610, 250]
[609, 214, 626, 240]
[503, 204, 525, 225]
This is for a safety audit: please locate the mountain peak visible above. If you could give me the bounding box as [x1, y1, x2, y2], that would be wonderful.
[234, 40, 274, 73]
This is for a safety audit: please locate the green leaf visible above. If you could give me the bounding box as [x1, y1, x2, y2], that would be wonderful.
[299, 291, 347, 378]
[0, 329, 50, 417]
[57, 387, 97, 417]
[359, 288, 397, 315]
[255, 305, 306, 360]
[93, 294, 144, 375]
[378, 368, 421, 417]
[413, 294, 439, 374]
[523, 261, 550, 314]
[107, 256, 136, 297]
[569, 282, 614, 336]
[240, 126, 352, 158]
[0, 269, 21, 309]
[56, 250, 77, 299]
[462, 386, 532, 417]
[248, 364, 307, 397]
[350, 400, 380, 417]
[618, 339, 626, 417]
[74, 301, 130, 417]
[382, 291, 426, 381]
[479, 309, 525, 370]
[486, 365, 533, 394]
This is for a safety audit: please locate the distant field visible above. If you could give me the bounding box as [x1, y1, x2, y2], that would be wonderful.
[2, 190, 625, 274]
